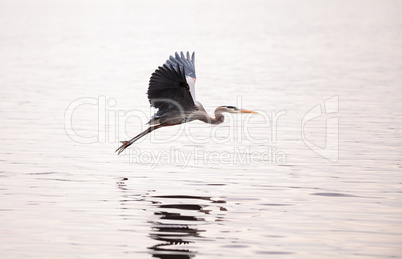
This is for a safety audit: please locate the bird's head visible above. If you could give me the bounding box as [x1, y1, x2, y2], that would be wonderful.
[219, 106, 257, 114]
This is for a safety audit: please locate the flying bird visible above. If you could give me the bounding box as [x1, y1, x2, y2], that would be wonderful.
[116, 51, 257, 155]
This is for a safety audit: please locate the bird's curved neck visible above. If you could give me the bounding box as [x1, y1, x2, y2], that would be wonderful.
[210, 107, 225, 124]
[194, 106, 225, 124]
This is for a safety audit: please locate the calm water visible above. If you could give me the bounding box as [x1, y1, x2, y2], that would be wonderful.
[1, 0, 401, 258]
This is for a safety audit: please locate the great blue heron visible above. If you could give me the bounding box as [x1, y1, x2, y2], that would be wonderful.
[116, 51, 257, 155]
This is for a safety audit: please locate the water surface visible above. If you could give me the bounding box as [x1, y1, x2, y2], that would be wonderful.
[0, 0, 401, 258]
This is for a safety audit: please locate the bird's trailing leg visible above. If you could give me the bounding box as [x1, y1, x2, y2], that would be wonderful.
[115, 125, 162, 155]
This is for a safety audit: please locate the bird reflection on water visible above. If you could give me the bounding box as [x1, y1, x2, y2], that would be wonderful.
[148, 195, 227, 259]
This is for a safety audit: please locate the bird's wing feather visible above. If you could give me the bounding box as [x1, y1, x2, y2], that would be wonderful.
[147, 61, 196, 115]
[166, 51, 196, 79]
[166, 51, 197, 103]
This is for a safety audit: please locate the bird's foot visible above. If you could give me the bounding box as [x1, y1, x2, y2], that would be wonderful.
[115, 141, 131, 155]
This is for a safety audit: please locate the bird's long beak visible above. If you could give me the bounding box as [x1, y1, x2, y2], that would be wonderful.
[239, 109, 258, 114]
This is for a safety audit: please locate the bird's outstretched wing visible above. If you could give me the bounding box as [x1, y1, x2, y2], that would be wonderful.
[147, 53, 196, 115]
[165, 51, 197, 104]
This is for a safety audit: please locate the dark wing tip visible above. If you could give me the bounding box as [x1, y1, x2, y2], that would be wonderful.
[167, 51, 196, 79]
